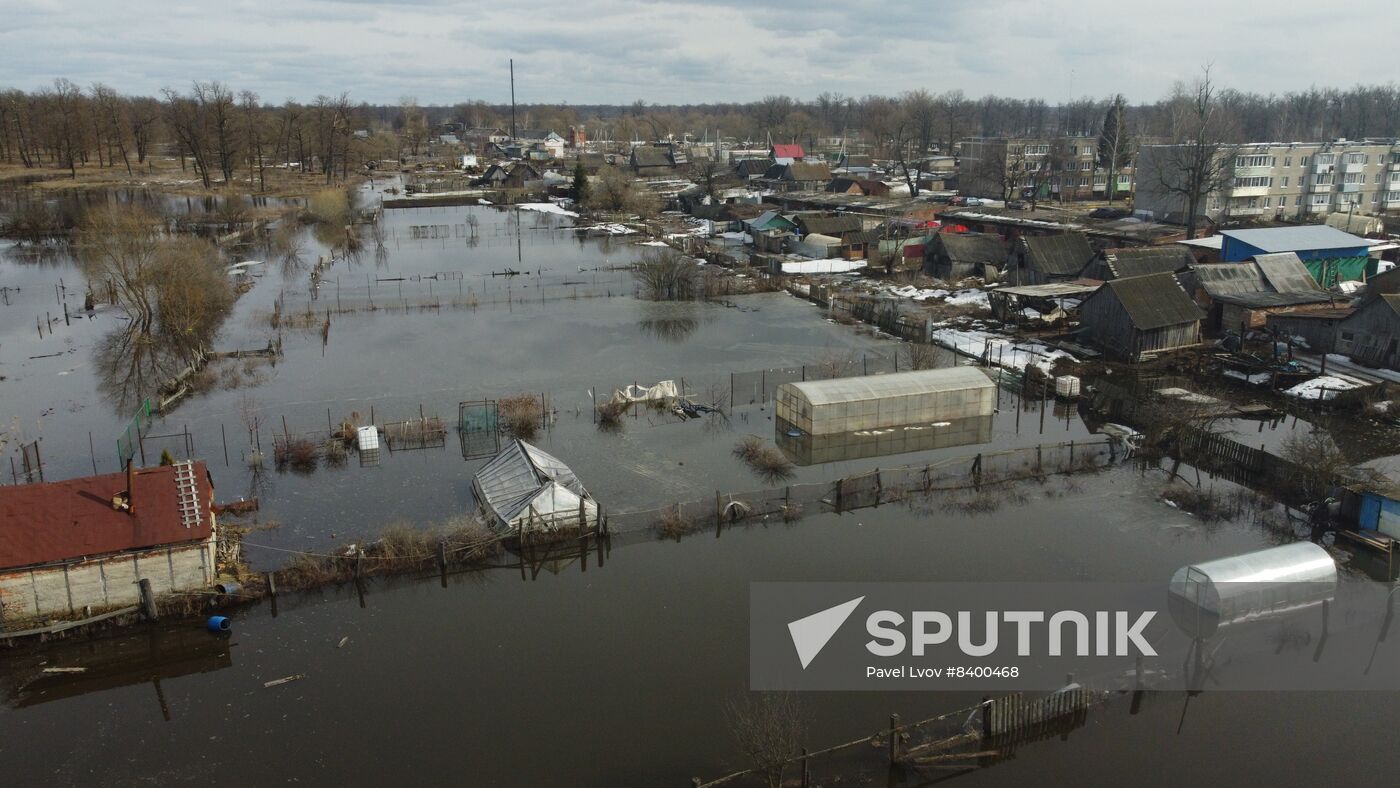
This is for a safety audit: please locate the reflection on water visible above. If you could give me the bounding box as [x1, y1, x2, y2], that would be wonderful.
[2, 626, 233, 713]
[93, 326, 194, 413]
[776, 414, 994, 465]
[637, 302, 701, 343]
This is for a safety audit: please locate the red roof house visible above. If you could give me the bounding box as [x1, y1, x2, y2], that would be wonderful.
[0, 461, 215, 571]
[771, 144, 805, 161]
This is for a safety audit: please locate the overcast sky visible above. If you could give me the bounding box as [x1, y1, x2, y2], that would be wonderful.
[5, 0, 1395, 105]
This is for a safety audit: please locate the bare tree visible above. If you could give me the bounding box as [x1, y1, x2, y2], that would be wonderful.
[1145, 66, 1238, 239]
[1097, 94, 1133, 203]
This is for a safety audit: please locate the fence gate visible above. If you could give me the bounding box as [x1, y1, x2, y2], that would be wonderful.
[458, 400, 501, 459]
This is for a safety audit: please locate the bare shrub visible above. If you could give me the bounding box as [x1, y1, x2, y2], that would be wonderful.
[596, 399, 628, 429]
[726, 692, 805, 788]
[653, 504, 700, 540]
[274, 437, 319, 473]
[499, 393, 543, 439]
[903, 342, 940, 371]
[733, 436, 794, 482]
[633, 249, 700, 301]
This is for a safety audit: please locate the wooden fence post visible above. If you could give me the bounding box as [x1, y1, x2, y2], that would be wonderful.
[138, 578, 158, 621]
[888, 713, 901, 763]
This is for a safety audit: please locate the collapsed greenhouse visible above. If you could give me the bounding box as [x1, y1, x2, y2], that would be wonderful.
[471, 439, 600, 537]
[775, 367, 997, 436]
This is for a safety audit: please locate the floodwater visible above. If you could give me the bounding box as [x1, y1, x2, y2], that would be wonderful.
[9, 467, 1399, 786]
[5, 184, 1400, 785]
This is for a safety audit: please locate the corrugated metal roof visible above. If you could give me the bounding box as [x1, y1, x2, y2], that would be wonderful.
[1211, 291, 1334, 308]
[0, 462, 214, 570]
[1105, 247, 1194, 279]
[1023, 233, 1095, 276]
[782, 367, 994, 407]
[938, 232, 1006, 265]
[1194, 263, 1268, 297]
[1221, 225, 1367, 253]
[797, 214, 863, 236]
[1098, 272, 1203, 330]
[1253, 252, 1323, 293]
[772, 144, 805, 159]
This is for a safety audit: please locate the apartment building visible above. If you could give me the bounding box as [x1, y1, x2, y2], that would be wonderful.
[958, 136, 1133, 202]
[1136, 140, 1400, 224]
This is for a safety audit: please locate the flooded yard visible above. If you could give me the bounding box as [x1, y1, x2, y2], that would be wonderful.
[9, 467, 1396, 786]
[5, 184, 1400, 786]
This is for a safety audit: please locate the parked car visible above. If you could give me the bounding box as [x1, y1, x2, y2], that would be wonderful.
[1006, 199, 1028, 210]
[963, 197, 985, 207]
[1089, 207, 1129, 220]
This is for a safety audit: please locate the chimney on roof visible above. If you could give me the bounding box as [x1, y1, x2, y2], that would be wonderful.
[125, 459, 136, 516]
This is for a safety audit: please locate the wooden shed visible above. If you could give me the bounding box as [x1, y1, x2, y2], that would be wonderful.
[924, 232, 1007, 281]
[1337, 294, 1400, 371]
[1078, 272, 1204, 361]
[1010, 233, 1096, 285]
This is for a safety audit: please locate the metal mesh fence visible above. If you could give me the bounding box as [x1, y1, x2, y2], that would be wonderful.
[729, 348, 903, 405]
[607, 439, 1118, 535]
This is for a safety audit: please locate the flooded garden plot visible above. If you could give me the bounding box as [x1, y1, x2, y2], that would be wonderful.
[9, 466, 1399, 786]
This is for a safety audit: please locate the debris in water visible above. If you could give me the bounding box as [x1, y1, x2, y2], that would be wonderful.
[42, 667, 87, 674]
[263, 674, 306, 688]
[337, 636, 349, 649]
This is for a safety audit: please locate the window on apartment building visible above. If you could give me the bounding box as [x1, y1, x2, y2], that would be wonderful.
[1295, 196, 1303, 206]
[1263, 197, 1272, 207]
[1311, 194, 1329, 205]
[1282, 176, 1290, 187]
[1024, 144, 1049, 156]
[1377, 173, 1384, 183]
[1080, 161, 1090, 171]
[1209, 198, 1222, 210]
[1063, 161, 1076, 171]
[1315, 173, 1334, 185]
[1391, 172, 1400, 184]
[1316, 153, 1337, 166]
[1300, 156, 1309, 166]
[1233, 176, 1273, 188]
[1343, 172, 1365, 184]
[1079, 176, 1089, 187]
[1235, 155, 1274, 168]
[1345, 152, 1367, 164]
[1117, 174, 1132, 185]
[1284, 156, 1292, 167]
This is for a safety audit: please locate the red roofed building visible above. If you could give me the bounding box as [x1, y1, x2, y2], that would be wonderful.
[770, 143, 805, 163]
[0, 461, 220, 627]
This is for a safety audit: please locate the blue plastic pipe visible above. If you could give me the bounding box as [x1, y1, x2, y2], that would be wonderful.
[206, 616, 231, 632]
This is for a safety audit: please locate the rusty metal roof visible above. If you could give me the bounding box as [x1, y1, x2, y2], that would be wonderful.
[0, 462, 214, 570]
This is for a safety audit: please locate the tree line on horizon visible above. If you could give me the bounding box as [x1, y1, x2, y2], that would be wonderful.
[2, 77, 1398, 191]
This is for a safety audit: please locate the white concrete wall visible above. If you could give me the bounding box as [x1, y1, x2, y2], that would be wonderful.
[0, 540, 214, 626]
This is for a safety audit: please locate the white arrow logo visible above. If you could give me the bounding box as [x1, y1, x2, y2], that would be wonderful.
[787, 596, 864, 669]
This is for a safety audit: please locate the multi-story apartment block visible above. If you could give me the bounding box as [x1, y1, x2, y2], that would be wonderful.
[1135, 140, 1400, 224]
[958, 136, 1134, 203]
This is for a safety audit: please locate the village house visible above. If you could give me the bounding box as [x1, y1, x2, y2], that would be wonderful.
[762, 161, 833, 192]
[924, 232, 1008, 281]
[1336, 294, 1400, 371]
[0, 461, 221, 628]
[826, 177, 890, 197]
[1191, 252, 1338, 331]
[1081, 246, 1196, 281]
[476, 162, 541, 189]
[515, 129, 566, 158]
[735, 158, 771, 180]
[770, 143, 805, 164]
[1077, 272, 1204, 361]
[630, 145, 684, 176]
[1265, 308, 1356, 355]
[1007, 233, 1096, 285]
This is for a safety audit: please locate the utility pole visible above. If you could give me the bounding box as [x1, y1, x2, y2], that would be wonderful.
[509, 59, 517, 141]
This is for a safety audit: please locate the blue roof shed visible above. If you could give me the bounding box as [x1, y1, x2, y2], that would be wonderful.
[1219, 226, 1374, 285]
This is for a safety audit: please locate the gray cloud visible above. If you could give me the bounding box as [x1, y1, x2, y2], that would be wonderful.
[1, 0, 1394, 104]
